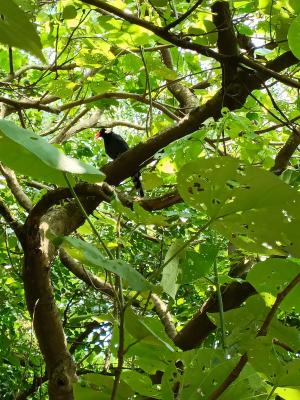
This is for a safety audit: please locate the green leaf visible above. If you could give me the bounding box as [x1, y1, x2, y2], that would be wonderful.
[276, 387, 300, 399]
[89, 80, 114, 94]
[0, 120, 104, 186]
[177, 157, 300, 256]
[125, 308, 174, 351]
[209, 295, 268, 353]
[161, 239, 185, 299]
[288, 15, 300, 59]
[269, 319, 300, 353]
[289, 0, 300, 13]
[121, 370, 160, 398]
[150, 0, 168, 6]
[142, 172, 163, 190]
[73, 384, 103, 400]
[0, 0, 45, 61]
[247, 258, 300, 312]
[112, 199, 169, 226]
[74, 374, 133, 400]
[152, 67, 178, 81]
[247, 336, 285, 381]
[56, 236, 152, 292]
[49, 79, 75, 98]
[166, 348, 254, 399]
[177, 244, 218, 284]
[63, 5, 77, 20]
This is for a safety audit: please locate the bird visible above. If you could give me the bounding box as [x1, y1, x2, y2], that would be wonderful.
[95, 128, 144, 197]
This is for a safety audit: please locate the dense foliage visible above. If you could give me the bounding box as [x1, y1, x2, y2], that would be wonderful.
[0, 0, 300, 399]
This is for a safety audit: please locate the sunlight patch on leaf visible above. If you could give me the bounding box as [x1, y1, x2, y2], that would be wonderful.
[178, 157, 300, 256]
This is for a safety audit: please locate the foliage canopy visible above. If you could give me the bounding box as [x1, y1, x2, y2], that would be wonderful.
[0, 0, 300, 399]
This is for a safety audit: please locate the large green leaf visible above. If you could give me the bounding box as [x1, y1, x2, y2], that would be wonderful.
[74, 374, 133, 400]
[162, 348, 266, 400]
[247, 258, 300, 312]
[161, 239, 185, 299]
[276, 387, 300, 400]
[112, 199, 169, 226]
[177, 157, 300, 256]
[125, 308, 174, 351]
[121, 370, 161, 398]
[288, 15, 300, 59]
[0, 0, 44, 61]
[0, 120, 104, 186]
[55, 236, 152, 292]
[177, 244, 218, 284]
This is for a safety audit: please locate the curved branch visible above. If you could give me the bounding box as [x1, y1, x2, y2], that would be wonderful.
[102, 51, 299, 187]
[22, 184, 112, 399]
[0, 196, 24, 240]
[0, 163, 33, 211]
[160, 48, 199, 111]
[240, 55, 300, 89]
[80, 0, 222, 61]
[270, 129, 300, 175]
[60, 92, 180, 120]
[0, 96, 59, 114]
[4, 63, 77, 82]
[164, 0, 205, 30]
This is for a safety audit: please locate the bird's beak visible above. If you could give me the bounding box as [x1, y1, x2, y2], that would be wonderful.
[95, 131, 101, 140]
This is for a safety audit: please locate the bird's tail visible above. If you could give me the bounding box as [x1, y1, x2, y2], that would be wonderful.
[132, 172, 144, 197]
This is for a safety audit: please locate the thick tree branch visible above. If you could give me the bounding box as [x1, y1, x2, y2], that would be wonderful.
[22, 185, 113, 399]
[102, 51, 298, 187]
[270, 129, 300, 175]
[0, 196, 24, 240]
[0, 96, 59, 114]
[0, 163, 33, 211]
[212, 1, 239, 88]
[160, 48, 199, 111]
[174, 282, 256, 349]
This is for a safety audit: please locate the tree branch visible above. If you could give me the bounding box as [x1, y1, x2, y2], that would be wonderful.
[0, 163, 33, 211]
[164, 0, 205, 30]
[59, 91, 180, 120]
[240, 55, 300, 89]
[208, 272, 300, 400]
[80, 0, 222, 61]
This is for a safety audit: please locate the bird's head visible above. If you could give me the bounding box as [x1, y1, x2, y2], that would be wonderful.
[95, 127, 107, 140]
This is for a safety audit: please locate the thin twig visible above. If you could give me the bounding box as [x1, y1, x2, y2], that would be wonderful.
[208, 271, 300, 400]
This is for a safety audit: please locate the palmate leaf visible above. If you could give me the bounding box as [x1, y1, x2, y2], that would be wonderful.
[177, 157, 300, 256]
[54, 236, 152, 292]
[0, 120, 104, 186]
[0, 0, 45, 61]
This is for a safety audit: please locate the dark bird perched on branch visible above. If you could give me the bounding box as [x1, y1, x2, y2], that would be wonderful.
[95, 128, 144, 197]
